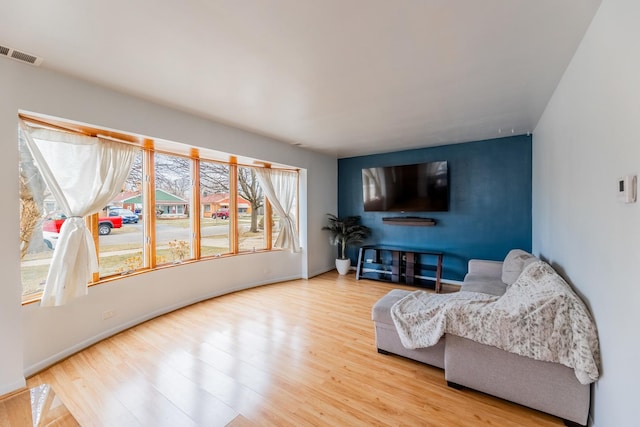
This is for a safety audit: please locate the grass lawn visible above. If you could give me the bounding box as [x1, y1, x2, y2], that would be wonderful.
[21, 218, 270, 299]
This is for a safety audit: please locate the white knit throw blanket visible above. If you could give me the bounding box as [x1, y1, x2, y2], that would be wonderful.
[390, 261, 601, 384]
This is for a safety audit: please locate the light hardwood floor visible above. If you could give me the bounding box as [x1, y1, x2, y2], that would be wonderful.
[26, 272, 564, 426]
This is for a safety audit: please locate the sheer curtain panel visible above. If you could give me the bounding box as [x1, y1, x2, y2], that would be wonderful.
[255, 169, 300, 252]
[20, 121, 137, 307]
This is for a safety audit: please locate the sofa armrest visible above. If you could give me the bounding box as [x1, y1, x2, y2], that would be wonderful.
[467, 259, 503, 277]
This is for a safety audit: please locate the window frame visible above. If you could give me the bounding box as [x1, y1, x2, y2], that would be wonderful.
[18, 113, 299, 305]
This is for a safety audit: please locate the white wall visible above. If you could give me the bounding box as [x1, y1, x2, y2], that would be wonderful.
[533, 0, 639, 425]
[0, 58, 337, 393]
[0, 70, 26, 393]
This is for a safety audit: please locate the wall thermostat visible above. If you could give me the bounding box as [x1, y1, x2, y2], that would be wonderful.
[617, 175, 637, 203]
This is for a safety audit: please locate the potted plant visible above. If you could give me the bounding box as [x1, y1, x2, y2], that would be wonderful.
[322, 213, 371, 275]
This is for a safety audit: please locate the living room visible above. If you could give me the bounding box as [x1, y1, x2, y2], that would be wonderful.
[1, 1, 638, 426]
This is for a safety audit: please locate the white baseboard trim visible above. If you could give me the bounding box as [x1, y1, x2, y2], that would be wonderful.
[23, 274, 301, 377]
[0, 378, 27, 396]
[308, 266, 335, 278]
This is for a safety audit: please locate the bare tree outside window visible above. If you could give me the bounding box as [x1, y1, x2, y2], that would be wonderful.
[200, 162, 230, 195]
[19, 130, 47, 257]
[19, 130, 53, 298]
[238, 166, 265, 252]
[238, 167, 263, 233]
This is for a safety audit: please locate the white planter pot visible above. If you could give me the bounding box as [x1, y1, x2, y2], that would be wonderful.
[335, 258, 351, 275]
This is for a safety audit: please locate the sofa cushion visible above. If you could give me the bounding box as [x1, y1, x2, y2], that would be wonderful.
[501, 249, 538, 285]
[372, 289, 411, 324]
[461, 274, 507, 296]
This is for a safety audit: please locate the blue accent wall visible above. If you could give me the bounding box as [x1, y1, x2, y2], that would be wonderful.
[338, 135, 532, 281]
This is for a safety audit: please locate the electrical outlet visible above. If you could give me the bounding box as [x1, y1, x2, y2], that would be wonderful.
[102, 309, 116, 320]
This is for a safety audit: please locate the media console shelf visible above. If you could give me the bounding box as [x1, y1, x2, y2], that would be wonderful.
[355, 245, 443, 293]
[382, 217, 436, 226]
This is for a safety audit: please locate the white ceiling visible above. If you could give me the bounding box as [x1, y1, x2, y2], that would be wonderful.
[2, 0, 601, 158]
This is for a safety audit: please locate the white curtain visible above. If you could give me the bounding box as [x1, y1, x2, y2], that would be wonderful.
[255, 169, 300, 252]
[20, 121, 137, 307]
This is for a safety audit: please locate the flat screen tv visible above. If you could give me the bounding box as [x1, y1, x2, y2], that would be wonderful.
[362, 161, 448, 212]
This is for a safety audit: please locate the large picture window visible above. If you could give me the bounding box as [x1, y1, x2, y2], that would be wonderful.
[18, 114, 299, 305]
[237, 166, 266, 253]
[154, 153, 194, 265]
[101, 150, 145, 277]
[200, 160, 230, 256]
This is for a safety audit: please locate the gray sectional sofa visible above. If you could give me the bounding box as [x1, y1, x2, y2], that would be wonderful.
[372, 250, 595, 426]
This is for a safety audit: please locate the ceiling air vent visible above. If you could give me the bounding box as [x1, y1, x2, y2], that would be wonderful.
[0, 44, 44, 66]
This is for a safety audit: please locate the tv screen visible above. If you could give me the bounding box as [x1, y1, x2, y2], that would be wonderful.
[362, 161, 448, 212]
